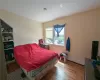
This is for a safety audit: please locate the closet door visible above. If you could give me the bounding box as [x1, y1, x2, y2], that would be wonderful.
[0, 22, 7, 80]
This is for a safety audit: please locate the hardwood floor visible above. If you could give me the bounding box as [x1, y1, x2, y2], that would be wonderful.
[41, 60, 84, 80]
[7, 60, 84, 80]
[7, 62, 20, 73]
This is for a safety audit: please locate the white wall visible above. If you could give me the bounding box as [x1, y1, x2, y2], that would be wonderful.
[0, 10, 43, 46]
[43, 8, 100, 65]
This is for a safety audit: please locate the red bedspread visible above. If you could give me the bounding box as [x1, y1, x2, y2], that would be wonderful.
[14, 43, 58, 72]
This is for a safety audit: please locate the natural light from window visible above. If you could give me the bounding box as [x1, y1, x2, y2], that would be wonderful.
[45, 27, 64, 46]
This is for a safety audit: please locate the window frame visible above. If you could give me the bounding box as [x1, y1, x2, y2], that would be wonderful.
[45, 26, 65, 46]
[45, 27, 53, 44]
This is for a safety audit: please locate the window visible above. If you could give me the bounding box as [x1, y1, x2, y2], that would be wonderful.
[45, 25, 65, 46]
[54, 28, 64, 45]
[45, 27, 53, 44]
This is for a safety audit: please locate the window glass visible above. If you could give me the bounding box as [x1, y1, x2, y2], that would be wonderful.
[45, 27, 65, 46]
[45, 28, 53, 44]
[54, 28, 64, 45]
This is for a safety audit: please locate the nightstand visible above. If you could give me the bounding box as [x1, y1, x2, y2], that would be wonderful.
[39, 44, 49, 50]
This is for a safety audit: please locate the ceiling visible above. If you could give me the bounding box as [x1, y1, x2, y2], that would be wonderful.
[0, 0, 100, 22]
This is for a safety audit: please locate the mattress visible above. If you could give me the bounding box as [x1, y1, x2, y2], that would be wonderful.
[22, 57, 57, 80]
[14, 43, 58, 72]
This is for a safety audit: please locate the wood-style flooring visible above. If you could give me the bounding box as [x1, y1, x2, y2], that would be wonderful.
[7, 62, 20, 73]
[41, 60, 84, 80]
[7, 60, 84, 80]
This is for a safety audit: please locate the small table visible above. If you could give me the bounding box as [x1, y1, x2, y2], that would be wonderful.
[60, 52, 68, 62]
[39, 44, 49, 50]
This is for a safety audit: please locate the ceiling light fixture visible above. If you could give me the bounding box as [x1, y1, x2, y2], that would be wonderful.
[43, 8, 47, 11]
[60, 4, 63, 8]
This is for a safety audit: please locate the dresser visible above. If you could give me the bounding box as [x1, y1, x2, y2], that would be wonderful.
[85, 58, 97, 80]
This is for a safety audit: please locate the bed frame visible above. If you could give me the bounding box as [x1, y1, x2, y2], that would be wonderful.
[21, 57, 58, 80]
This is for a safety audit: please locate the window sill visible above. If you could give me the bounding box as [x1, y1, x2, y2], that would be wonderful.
[55, 44, 64, 46]
[49, 44, 65, 47]
[45, 42, 65, 47]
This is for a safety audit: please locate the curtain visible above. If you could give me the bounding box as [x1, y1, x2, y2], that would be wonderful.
[54, 24, 65, 37]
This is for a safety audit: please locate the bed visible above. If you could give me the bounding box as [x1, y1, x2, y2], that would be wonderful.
[14, 43, 58, 80]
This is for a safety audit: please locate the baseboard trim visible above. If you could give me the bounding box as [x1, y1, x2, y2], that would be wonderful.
[67, 59, 84, 66]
